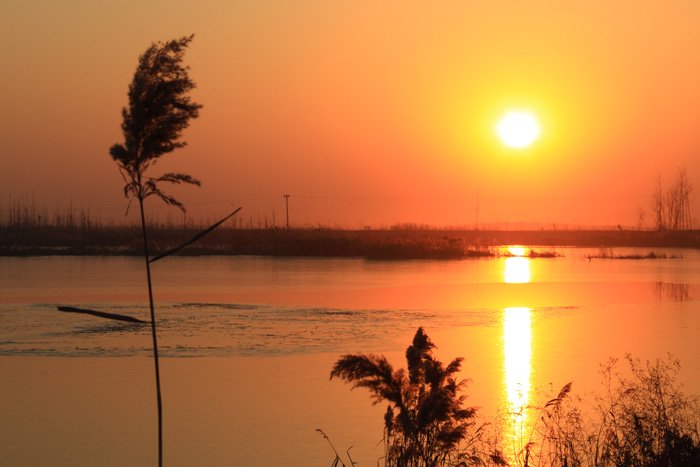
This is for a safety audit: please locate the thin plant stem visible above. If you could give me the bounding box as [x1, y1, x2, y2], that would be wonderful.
[139, 196, 163, 467]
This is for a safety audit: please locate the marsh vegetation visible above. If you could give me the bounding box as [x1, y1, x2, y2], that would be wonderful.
[585, 247, 682, 260]
[2, 214, 699, 259]
[326, 329, 700, 467]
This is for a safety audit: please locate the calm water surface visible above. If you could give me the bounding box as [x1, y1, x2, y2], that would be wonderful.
[1, 247, 699, 465]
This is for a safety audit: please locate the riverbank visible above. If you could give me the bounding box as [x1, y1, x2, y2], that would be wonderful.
[1, 226, 698, 258]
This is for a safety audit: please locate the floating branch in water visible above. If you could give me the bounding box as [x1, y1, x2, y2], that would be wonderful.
[57, 306, 147, 323]
[148, 207, 242, 263]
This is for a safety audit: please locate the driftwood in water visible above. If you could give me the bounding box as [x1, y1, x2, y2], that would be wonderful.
[57, 306, 147, 323]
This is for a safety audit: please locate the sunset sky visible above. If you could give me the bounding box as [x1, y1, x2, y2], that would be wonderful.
[2, 1, 699, 228]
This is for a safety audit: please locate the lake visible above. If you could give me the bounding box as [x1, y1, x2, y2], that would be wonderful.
[1, 248, 699, 465]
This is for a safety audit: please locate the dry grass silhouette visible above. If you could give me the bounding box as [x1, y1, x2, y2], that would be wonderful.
[330, 327, 482, 466]
[497, 355, 700, 467]
[325, 331, 700, 467]
[586, 247, 682, 260]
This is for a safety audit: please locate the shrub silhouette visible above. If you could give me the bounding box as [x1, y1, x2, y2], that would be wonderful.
[593, 355, 700, 467]
[331, 327, 479, 467]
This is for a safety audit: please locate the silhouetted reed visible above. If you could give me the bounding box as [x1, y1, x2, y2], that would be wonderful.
[330, 328, 482, 466]
[499, 354, 700, 467]
[326, 330, 700, 467]
[316, 429, 357, 467]
[109, 34, 203, 466]
[100, 35, 243, 466]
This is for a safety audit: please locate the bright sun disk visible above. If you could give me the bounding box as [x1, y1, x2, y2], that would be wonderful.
[497, 112, 540, 148]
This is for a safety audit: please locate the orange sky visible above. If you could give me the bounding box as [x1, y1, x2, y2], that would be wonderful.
[1, 1, 699, 228]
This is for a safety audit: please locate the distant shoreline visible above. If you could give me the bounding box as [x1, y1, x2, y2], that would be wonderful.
[2, 227, 698, 259]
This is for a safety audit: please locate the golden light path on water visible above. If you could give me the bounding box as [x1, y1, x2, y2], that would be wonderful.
[503, 307, 532, 416]
[504, 257, 531, 284]
[502, 249, 533, 448]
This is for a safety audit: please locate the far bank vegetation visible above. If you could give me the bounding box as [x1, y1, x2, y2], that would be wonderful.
[1, 210, 699, 259]
[2, 191, 700, 258]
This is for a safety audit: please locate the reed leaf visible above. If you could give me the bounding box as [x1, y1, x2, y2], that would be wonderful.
[148, 207, 241, 263]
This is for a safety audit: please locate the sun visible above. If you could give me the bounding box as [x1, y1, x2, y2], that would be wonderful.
[496, 111, 540, 148]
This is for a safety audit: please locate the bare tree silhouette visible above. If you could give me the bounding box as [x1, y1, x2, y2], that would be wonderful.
[109, 34, 201, 467]
[652, 172, 666, 231]
[651, 167, 693, 231]
[668, 167, 693, 230]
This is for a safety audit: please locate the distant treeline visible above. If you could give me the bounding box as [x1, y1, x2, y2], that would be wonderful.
[2, 222, 699, 259]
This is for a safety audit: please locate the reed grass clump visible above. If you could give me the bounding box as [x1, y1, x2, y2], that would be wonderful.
[586, 247, 682, 260]
[326, 332, 700, 467]
[330, 328, 482, 467]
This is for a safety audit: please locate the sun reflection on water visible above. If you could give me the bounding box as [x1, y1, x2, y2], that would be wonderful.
[502, 306, 533, 455]
[507, 246, 527, 256]
[502, 252, 533, 450]
[503, 307, 532, 412]
[504, 256, 531, 283]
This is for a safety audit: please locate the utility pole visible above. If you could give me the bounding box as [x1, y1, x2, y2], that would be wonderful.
[475, 186, 479, 231]
[284, 194, 290, 229]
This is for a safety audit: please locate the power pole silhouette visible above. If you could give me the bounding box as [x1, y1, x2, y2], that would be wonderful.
[284, 194, 290, 228]
[475, 186, 479, 231]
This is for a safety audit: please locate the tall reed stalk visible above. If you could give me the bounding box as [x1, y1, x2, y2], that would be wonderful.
[139, 197, 163, 463]
[109, 35, 202, 466]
